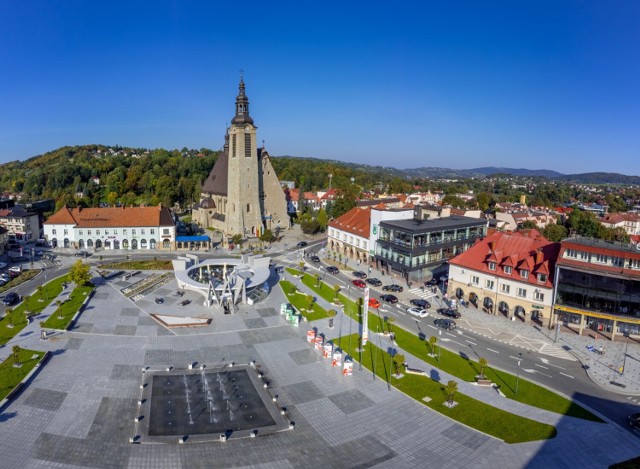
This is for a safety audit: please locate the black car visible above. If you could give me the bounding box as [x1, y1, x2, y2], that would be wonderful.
[352, 271, 367, 279]
[75, 250, 90, 257]
[410, 298, 431, 309]
[424, 278, 438, 286]
[2, 292, 20, 306]
[629, 413, 640, 429]
[366, 278, 382, 287]
[326, 266, 339, 274]
[437, 307, 461, 319]
[382, 284, 403, 293]
[155, 297, 164, 304]
[296, 241, 308, 248]
[380, 294, 398, 304]
[180, 299, 191, 306]
[311, 255, 321, 263]
[434, 318, 456, 330]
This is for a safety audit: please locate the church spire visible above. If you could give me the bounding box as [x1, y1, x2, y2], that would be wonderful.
[231, 74, 254, 125]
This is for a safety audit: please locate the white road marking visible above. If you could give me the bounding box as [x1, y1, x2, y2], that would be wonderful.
[523, 368, 552, 378]
[465, 340, 477, 346]
[535, 364, 549, 370]
[486, 348, 499, 354]
[559, 372, 574, 379]
[540, 358, 550, 364]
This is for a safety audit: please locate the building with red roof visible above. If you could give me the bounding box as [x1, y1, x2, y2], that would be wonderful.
[448, 229, 560, 327]
[328, 207, 372, 263]
[43, 205, 175, 250]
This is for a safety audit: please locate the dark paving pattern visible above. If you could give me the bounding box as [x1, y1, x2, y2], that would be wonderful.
[71, 323, 93, 333]
[110, 364, 142, 381]
[23, 388, 67, 411]
[114, 325, 137, 336]
[328, 388, 374, 415]
[244, 318, 268, 329]
[65, 337, 84, 350]
[137, 315, 156, 326]
[442, 422, 491, 450]
[238, 326, 298, 345]
[280, 380, 324, 404]
[256, 307, 279, 318]
[92, 292, 109, 300]
[120, 308, 139, 317]
[288, 348, 319, 366]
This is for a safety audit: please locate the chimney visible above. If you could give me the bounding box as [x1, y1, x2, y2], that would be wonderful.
[535, 250, 543, 264]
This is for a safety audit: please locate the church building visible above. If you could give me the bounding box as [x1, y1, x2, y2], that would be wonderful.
[193, 78, 289, 238]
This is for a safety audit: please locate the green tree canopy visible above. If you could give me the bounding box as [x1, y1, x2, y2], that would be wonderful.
[69, 260, 92, 286]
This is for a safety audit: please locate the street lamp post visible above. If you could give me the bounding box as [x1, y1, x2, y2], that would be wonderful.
[554, 313, 560, 343]
[438, 329, 442, 362]
[622, 332, 630, 375]
[516, 352, 522, 395]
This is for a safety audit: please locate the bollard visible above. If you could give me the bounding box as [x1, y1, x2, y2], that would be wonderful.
[251, 430, 257, 438]
[220, 434, 227, 442]
[188, 364, 193, 370]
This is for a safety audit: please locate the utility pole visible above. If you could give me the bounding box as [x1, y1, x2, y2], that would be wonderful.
[516, 352, 523, 395]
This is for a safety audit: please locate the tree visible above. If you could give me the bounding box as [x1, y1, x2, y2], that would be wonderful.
[478, 357, 488, 379]
[6, 308, 13, 327]
[429, 335, 437, 356]
[333, 284, 341, 300]
[444, 380, 458, 406]
[298, 261, 305, 273]
[386, 316, 395, 334]
[306, 294, 314, 310]
[316, 208, 328, 231]
[519, 220, 538, 230]
[56, 300, 63, 319]
[231, 234, 243, 247]
[70, 260, 92, 286]
[542, 223, 568, 242]
[259, 229, 275, 244]
[315, 273, 321, 287]
[12, 345, 21, 365]
[37, 285, 44, 301]
[392, 353, 405, 377]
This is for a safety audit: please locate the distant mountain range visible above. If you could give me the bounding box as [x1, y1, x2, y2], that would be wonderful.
[310, 159, 640, 184]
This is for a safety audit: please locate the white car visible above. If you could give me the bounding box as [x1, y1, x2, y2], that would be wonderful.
[0, 262, 7, 269]
[406, 307, 428, 318]
[8, 266, 22, 274]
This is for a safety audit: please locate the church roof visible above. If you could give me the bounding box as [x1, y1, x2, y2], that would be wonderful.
[201, 149, 228, 197]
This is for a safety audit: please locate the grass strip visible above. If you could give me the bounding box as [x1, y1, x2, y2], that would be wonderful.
[287, 268, 601, 422]
[336, 333, 557, 443]
[98, 260, 173, 270]
[0, 275, 68, 346]
[280, 280, 330, 321]
[0, 349, 46, 401]
[43, 284, 95, 330]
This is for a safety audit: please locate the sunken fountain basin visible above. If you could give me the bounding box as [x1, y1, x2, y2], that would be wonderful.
[136, 364, 290, 443]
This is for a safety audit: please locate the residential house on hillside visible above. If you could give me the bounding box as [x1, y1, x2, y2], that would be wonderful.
[448, 229, 559, 328]
[599, 212, 640, 237]
[0, 207, 41, 244]
[495, 210, 557, 231]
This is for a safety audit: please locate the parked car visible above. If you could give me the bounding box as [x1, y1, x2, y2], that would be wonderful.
[424, 278, 438, 287]
[8, 266, 22, 274]
[2, 292, 20, 306]
[75, 250, 90, 257]
[366, 278, 382, 287]
[406, 307, 428, 318]
[382, 284, 403, 292]
[180, 299, 191, 306]
[368, 298, 381, 309]
[437, 308, 461, 319]
[155, 297, 164, 304]
[311, 255, 321, 263]
[629, 413, 640, 429]
[34, 250, 44, 256]
[351, 279, 366, 289]
[296, 241, 308, 248]
[410, 298, 431, 309]
[326, 266, 339, 274]
[0, 273, 10, 281]
[0, 262, 7, 269]
[434, 318, 456, 330]
[0, 279, 7, 287]
[380, 294, 398, 304]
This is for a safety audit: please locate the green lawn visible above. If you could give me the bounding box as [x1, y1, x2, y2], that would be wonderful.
[99, 260, 173, 270]
[287, 268, 601, 422]
[0, 349, 46, 401]
[337, 333, 558, 443]
[280, 280, 331, 321]
[42, 283, 95, 330]
[0, 275, 69, 346]
[0, 269, 40, 294]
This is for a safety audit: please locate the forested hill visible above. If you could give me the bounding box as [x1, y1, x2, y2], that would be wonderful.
[0, 145, 220, 210]
[555, 172, 640, 185]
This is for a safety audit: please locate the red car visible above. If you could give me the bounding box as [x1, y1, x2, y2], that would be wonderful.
[368, 298, 381, 308]
[351, 279, 366, 289]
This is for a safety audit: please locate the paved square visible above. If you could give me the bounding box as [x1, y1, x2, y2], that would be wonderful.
[23, 388, 67, 411]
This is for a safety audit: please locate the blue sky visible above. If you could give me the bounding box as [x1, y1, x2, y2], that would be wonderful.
[1, 1, 639, 175]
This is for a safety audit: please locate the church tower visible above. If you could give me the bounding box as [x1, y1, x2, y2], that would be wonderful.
[225, 77, 264, 237]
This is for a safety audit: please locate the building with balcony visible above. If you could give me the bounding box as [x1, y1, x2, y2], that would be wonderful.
[0, 207, 41, 244]
[553, 236, 640, 340]
[448, 229, 559, 328]
[374, 214, 487, 282]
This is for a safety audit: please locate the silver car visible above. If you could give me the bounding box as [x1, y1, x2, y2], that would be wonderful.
[406, 307, 428, 318]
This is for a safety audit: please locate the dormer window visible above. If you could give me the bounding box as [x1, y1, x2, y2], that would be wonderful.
[537, 273, 547, 283]
[521, 269, 529, 279]
[488, 262, 496, 271]
[504, 266, 512, 275]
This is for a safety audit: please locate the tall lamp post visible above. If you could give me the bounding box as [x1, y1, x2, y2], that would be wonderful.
[554, 313, 560, 343]
[438, 329, 442, 363]
[622, 331, 630, 375]
[515, 352, 523, 395]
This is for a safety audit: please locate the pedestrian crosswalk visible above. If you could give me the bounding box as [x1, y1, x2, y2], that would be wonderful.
[538, 343, 578, 361]
[408, 287, 438, 300]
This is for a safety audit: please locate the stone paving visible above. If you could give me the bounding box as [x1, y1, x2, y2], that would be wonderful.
[1, 254, 640, 467]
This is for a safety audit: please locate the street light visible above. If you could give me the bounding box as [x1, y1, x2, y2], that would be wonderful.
[515, 352, 523, 395]
[622, 331, 630, 375]
[554, 313, 560, 343]
[438, 329, 442, 363]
